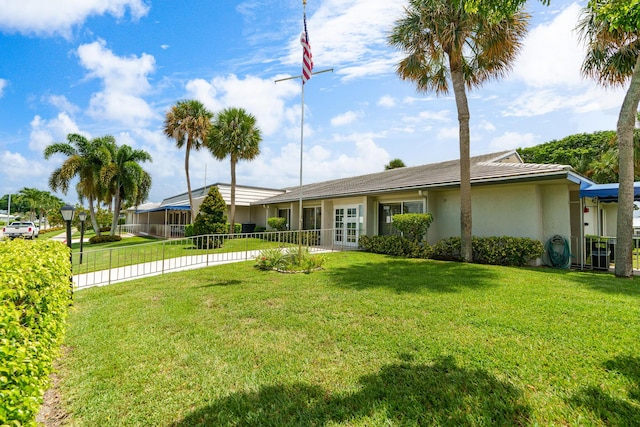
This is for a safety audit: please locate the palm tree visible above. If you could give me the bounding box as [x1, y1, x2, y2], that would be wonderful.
[100, 144, 152, 235]
[44, 134, 112, 236]
[163, 100, 213, 223]
[16, 187, 44, 222]
[389, 0, 529, 262]
[206, 107, 262, 233]
[38, 192, 63, 230]
[579, 3, 640, 277]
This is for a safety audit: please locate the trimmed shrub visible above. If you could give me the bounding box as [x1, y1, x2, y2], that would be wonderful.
[391, 213, 434, 242]
[267, 217, 287, 231]
[89, 235, 122, 244]
[0, 239, 71, 425]
[186, 187, 228, 248]
[359, 235, 432, 259]
[254, 226, 266, 233]
[432, 236, 543, 266]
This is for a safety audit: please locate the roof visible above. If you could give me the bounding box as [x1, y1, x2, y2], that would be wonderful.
[161, 183, 284, 207]
[255, 150, 588, 205]
[580, 182, 640, 202]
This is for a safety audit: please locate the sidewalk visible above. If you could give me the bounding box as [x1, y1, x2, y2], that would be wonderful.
[73, 247, 332, 290]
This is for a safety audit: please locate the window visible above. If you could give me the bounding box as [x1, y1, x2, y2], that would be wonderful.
[278, 208, 291, 230]
[378, 201, 424, 236]
[303, 207, 321, 230]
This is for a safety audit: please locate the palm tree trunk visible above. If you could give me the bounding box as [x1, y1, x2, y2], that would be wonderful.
[88, 197, 101, 237]
[614, 54, 640, 278]
[185, 144, 195, 224]
[110, 190, 121, 236]
[230, 158, 236, 234]
[451, 67, 473, 262]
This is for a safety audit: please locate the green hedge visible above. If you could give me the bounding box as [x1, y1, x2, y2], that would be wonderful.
[0, 239, 71, 425]
[432, 236, 544, 266]
[89, 235, 122, 244]
[358, 235, 432, 259]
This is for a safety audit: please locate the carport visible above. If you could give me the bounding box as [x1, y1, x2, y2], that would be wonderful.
[578, 182, 640, 270]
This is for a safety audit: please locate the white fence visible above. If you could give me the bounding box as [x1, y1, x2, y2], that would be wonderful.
[73, 229, 354, 289]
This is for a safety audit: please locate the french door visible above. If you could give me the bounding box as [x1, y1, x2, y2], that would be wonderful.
[334, 206, 359, 247]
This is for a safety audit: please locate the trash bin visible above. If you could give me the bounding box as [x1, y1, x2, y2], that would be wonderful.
[241, 223, 256, 233]
[591, 248, 610, 271]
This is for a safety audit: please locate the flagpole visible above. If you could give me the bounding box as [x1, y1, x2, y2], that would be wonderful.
[298, 0, 307, 260]
[274, 0, 333, 262]
[298, 73, 305, 259]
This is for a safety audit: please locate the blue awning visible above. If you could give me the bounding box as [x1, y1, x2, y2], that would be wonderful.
[580, 182, 640, 202]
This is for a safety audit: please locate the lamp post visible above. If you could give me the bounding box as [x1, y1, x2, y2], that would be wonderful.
[78, 211, 87, 265]
[60, 205, 75, 296]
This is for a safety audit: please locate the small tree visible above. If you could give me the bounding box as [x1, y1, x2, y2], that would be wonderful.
[392, 213, 434, 243]
[186, 186, 228, 247]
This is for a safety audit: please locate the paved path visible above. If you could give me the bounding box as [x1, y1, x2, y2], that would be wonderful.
[73, 250, 264, 289]
[72, 246, 332, 290]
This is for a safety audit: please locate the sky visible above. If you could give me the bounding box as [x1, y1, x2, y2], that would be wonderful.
[0, 0, 629, 205]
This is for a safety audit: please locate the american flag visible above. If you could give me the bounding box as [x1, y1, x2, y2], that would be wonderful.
[300, 12, 313, 84]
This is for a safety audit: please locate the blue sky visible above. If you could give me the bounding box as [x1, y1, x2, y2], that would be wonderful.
[0, 0, 628, 204]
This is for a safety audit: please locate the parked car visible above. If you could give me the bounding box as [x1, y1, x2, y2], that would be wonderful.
[2, 221, 40, 239]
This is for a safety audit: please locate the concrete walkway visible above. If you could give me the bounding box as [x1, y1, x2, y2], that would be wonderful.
[72, 249, 266, 290]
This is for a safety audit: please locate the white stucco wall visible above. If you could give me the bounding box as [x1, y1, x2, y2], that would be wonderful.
[427, 182, 573, 244]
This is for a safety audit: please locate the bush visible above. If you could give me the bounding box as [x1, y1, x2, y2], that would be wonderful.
[89, 235, 122, 244]
[359, 235, 432, 258]
[255, 247, 326, 272]
[432, 236, 543, 266]
[0, 240, 71, 425]
[391, 213, 433, 242]
[267, 217, 287, 231]
[254, 226, 266, 233]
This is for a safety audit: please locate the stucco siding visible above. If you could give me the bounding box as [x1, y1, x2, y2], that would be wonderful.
[426, 183, 573, 244]
[541, 184, 572, 243]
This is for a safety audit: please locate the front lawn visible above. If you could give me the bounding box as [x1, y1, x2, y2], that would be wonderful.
[57, 252, 640, 426]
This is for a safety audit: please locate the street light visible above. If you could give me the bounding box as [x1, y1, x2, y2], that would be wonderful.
[60, 205, 75, 297]
[78, 211, 87, 265]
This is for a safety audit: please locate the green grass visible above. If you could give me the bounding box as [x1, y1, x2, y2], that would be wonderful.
[58, 252, 640, 426]
[70, 236, 287, 274]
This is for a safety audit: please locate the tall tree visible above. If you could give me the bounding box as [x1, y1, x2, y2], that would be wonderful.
[43, 134, 111, 235]
[16, 188, 45, 222]
[163, 100, 213, 223]
[100, 144, 152, 236]
[389, 0, 529, 262]
[579, 0, 640, 278]
[206, 107, 262, 234]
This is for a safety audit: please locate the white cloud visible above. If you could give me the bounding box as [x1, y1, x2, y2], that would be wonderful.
[512, 3, 585, 89]
[504, 85, 625, 117]
[283, 0, 405, 80]
[77, 40, 156, 127]
[0, 0, 149, 37]
[377, 95, 396, 108]
[1, 151, 47, 184]
[46, 95, 79, 114]
[477, 120, 496, 132]
[184, 74, 300, 136]
[403, 110, 451, 124]
[160, 44, 170, 50]
[330, 110, 363, 126]
[29, 113, 82, 152]
[489, 132, 538, 151]
[437, 127, 458, 140]
[0, 78, 7, 97]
